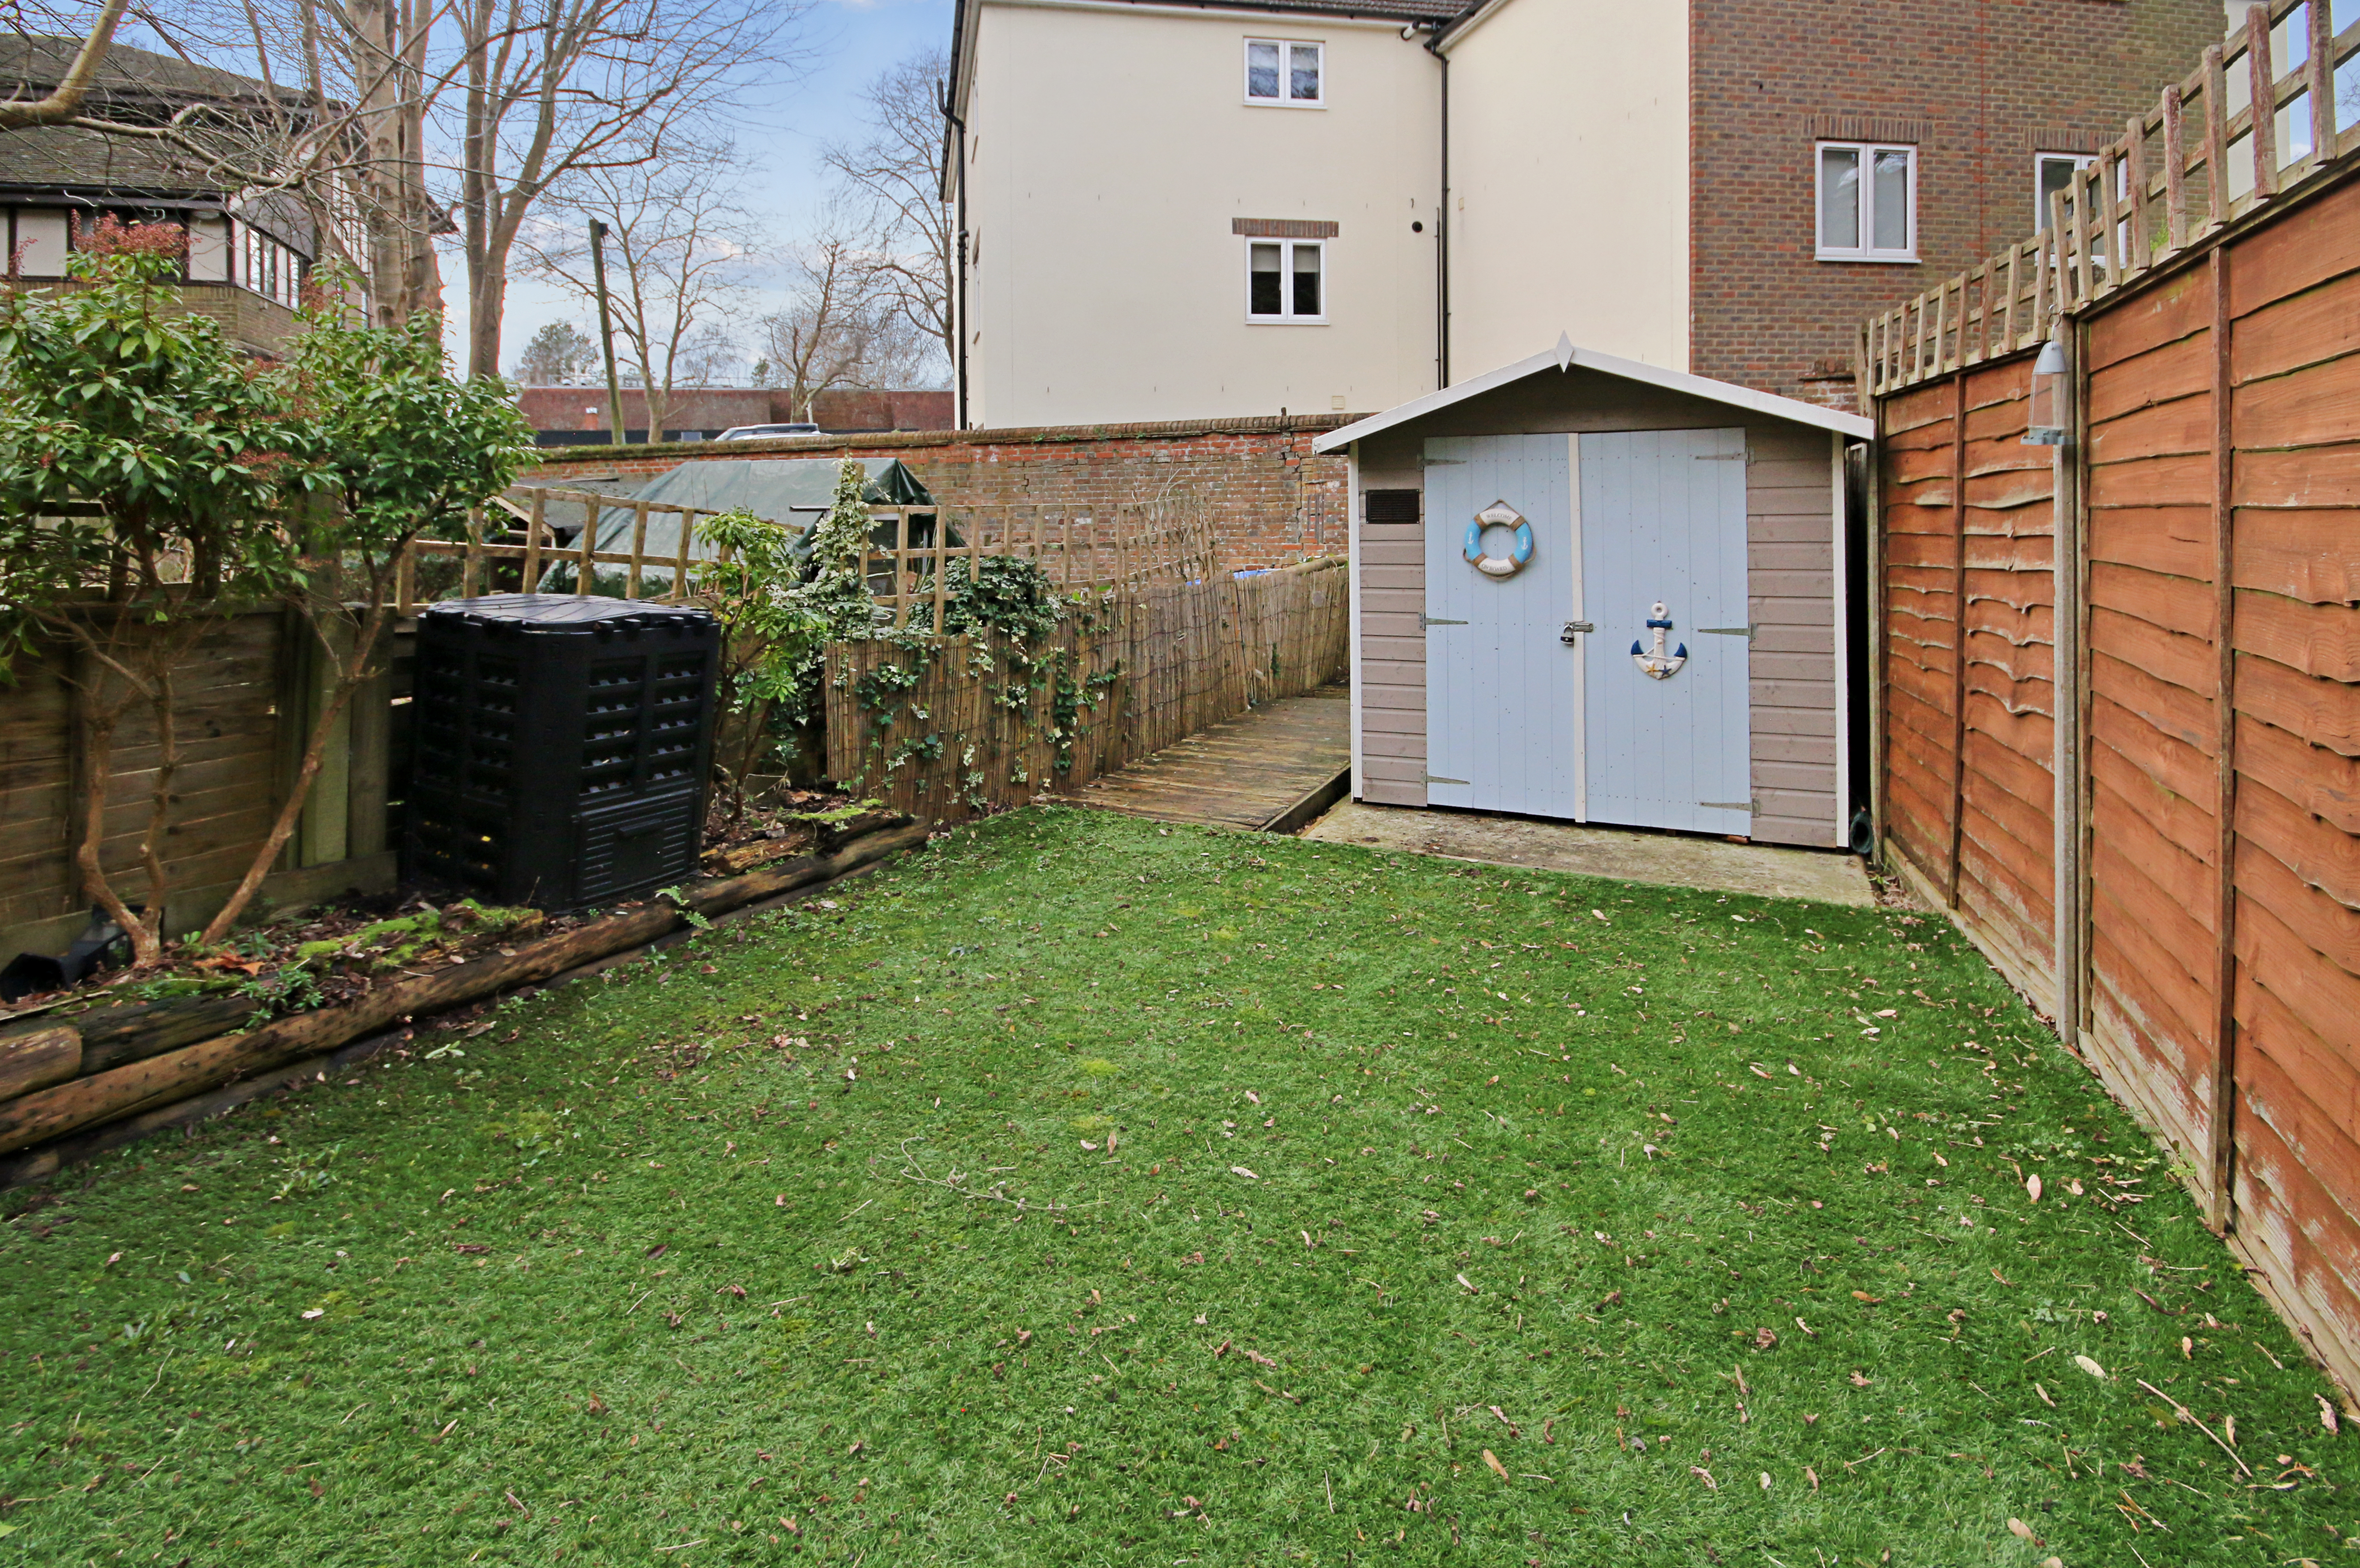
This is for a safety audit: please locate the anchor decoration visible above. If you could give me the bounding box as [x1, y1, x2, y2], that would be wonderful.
[1630, 601, 1688, 679]
[1461, 500, 1534, 579]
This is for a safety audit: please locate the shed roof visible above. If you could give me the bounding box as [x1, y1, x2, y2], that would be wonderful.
[1313, 337, 1874, 452]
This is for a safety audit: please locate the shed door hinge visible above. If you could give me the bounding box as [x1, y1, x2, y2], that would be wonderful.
[1425, 774, 1471, 785]
[1696, 625, 1754, 641]
[1421, 614, 1467, 628]
[1699, 799, 1760, 813]
[1693, 451, 1750, 462]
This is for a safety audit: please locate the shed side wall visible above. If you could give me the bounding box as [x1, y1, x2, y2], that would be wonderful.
[1748, 424, 1841, 847]
[1355, 451, 1427, 806]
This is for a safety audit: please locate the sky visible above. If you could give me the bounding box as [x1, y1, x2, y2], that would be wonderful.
[462, 0, 955, 382]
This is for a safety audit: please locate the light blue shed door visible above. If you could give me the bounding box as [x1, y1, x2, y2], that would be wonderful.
[1422, 434, 1579, 818]
[1579, 428, 1752, 836]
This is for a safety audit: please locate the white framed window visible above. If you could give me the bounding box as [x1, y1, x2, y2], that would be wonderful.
[2034, 152, 2095, 229]
[1815, 141, 1916, 262]
[1245, 38, 1322, 106]
[1247, 238, 1324, 323]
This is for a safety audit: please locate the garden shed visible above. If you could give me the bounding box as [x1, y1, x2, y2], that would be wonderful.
[1320, 339, 1872, 849]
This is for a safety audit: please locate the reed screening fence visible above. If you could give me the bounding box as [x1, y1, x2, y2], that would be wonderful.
[822, 557, 1349, 825]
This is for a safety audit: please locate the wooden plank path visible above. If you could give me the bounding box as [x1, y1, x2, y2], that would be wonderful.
[1055, 684, 1350, 832]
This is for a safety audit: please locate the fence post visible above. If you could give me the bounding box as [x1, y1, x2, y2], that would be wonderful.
[2054, 320, 2086, 1061]
[932, 510, 948, 635]
[894, 508, 911, 628]
[577, 494, 596, 591]
[2206, 242, 2241, 1234]
[2246, 5, 2279, 201]
[627, 500, 650, 598]
[521, 491, 546, 594]
[1945, 371, 1969, 910]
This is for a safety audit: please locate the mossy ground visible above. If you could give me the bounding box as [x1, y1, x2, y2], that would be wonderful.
[2, 807, 2351, 1565]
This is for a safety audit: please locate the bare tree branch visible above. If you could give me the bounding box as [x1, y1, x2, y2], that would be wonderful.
[0, 0, 130, 127]
[517, 149, 754, 436]
[820, 47, 950, 383]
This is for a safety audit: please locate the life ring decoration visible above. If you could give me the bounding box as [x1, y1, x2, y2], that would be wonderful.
[1462, 500, 1534, 580]
[1631, 601, 1688, 679]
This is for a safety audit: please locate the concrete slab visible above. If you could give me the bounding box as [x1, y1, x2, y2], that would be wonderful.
[1301, 800, 1876, 907]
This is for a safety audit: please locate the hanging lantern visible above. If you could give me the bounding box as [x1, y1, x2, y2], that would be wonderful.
[2023, 338, 2068, 446]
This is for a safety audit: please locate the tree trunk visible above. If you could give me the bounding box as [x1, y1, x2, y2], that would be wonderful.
[71, 695, 160, 967]
[133, 666, 177, 958]
[196, 604, 388, 947]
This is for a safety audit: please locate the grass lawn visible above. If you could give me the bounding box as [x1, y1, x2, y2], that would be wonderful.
[3, 806, 2352, 1566]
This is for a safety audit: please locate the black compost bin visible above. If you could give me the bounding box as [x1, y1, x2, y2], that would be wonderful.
[402, 594, 720, 911]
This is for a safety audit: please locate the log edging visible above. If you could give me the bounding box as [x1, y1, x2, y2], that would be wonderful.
[0, 817, 928, 1191]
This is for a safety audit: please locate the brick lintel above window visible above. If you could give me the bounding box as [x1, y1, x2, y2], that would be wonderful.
[1233, 218, 1338, 239]
[1805, 113, 1929, 147]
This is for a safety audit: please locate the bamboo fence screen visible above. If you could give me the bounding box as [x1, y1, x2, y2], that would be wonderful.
[822, 557, 1349, 825]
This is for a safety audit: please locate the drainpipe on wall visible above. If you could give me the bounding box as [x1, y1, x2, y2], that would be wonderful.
[941, 81, 971, 430]
[1422, 23, 1449, 390]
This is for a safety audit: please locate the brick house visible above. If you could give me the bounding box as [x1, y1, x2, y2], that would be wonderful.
[942, 0, 2228, 423]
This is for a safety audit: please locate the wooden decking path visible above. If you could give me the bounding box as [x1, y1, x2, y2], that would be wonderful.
[1057, 684, 1350, 832]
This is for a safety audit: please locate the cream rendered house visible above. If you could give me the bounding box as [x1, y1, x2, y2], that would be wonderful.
[943, 0, 1454, 428]
[942, 0, 2225, 426]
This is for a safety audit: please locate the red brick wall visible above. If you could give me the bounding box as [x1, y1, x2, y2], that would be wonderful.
[1689, 0, 2226, 408]
[521, 413, 1355, 570]
[516, 387, 954, 439]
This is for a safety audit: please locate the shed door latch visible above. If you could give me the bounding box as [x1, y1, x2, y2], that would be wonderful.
[1560, 621, 1594, 643]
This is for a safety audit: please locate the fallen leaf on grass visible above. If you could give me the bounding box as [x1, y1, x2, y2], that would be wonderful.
[1848, 1370, 1871, 1388]
[2074, 1354, 2106, 1379]
[2319, 1394, 2340, 1434]
[1229, 1166, 1258, 1180]
[1991, 1267, 2013, 1285]
[1456, 1273, 1479, 1295]
[1481, 1449, 1511, 1481]
[1852, 1291, 1881, 1304]
[2006, 1517, 2039, 1543]
[1690, 1466, 1717, 1490]
[1242, 1348, 1277, 1368]
[2026, 1174, 2043, 1203]
[2034, 1383, 2055, 1408]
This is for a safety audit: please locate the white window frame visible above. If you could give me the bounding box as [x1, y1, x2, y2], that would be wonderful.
[1244, 237, 1326, 325]
[1244, 37, 1323, 107]
[2033, 152, 2096, 229]
[1814, 140, 1917, 263]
